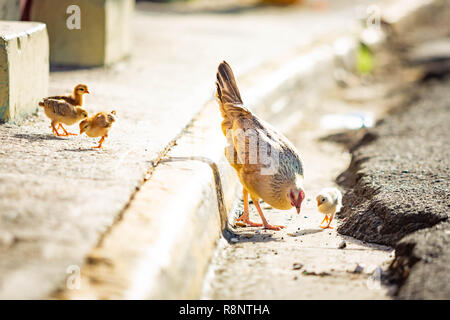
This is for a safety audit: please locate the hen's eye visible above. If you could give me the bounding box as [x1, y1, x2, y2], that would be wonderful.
[322, 198, 326, 202]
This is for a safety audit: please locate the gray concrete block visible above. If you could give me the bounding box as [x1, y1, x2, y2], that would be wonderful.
[0, 21, 49, 122]
[30, 0, 134, 67]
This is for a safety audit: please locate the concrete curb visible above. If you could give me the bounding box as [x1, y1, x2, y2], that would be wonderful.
[55, 0, 435, 300]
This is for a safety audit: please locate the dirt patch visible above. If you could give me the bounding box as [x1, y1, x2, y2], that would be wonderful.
[331, 1, 450, 298]
[335, 79, 450, 301]
[386, 221, 450, 299]
[335, 82, 450, 244]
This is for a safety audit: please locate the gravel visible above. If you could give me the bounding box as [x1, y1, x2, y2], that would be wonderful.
[338, 240, 346, 249]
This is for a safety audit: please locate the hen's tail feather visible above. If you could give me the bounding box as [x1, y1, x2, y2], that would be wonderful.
[216, 61, 251, 123]
[216, 61, 243, 106]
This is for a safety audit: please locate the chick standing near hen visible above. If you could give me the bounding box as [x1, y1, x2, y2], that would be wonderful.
[39, 84, 90, 136]
[316, 187, 342, 229]
[79, 111, 116, 148]
[39, 99, 88, 136]
[216, 61, 305, 231]
[41, 84, 90, 106]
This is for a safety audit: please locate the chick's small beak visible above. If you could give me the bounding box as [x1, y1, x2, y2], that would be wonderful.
[317, 199, 321, 207]
[85, 90, 90, 94]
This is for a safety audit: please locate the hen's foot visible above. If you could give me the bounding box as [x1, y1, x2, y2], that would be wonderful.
[236, 216, 263, 227]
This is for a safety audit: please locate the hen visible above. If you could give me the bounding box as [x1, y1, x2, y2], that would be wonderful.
[316, 187, 342, 229]
[79, 111, 116, 148]
[216, 61, 305, 231]
[39, 98, 88, 136]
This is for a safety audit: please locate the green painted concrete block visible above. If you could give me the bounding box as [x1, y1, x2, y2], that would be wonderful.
[30, 0, 134, 67]
[0, 21, 49, 122]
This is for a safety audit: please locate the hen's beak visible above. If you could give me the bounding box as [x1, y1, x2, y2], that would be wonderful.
[296, 206, 301, 214]
[85, 90, 90, 94]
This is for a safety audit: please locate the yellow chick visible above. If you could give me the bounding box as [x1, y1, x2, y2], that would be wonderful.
[79, 111, 116, 148]
[316, 187, 342, 229]
[39, 84, 90, 107]
[39, 98, 88, 136]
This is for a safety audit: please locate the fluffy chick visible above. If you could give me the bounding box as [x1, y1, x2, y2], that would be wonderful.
[39, 98, 88, 136]
[316, 187, 342, 229]
[39, 84, 90, 107]
[79, 111, 116, 148]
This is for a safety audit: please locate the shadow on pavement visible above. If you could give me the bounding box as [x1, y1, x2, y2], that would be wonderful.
[62, 148, 98, 152]
[288, 228, 324, 237]
[223, 224, 279, 244]
[13, 133, 64, 141]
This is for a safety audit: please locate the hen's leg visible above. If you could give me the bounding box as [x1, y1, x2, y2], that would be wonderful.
[236, 188, 263, 227]
[252, 196, 285, 231]
[92, 136, 105, 149]
[58, 123, 77, 136]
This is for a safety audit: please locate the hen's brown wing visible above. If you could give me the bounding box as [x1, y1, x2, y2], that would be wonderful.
[230, 114, 289, 170]
[232, 113, 304, 207]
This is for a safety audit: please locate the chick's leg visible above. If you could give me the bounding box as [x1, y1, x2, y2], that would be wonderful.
[236, 188, 263, 227]
[252, 196, 285, 231]
[92, 136, 105, 149]
[319, 215, 329, 228]
[324, 212, 335, 229]
[57, 124, 77, 136]
[51, 122, 63, 136]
